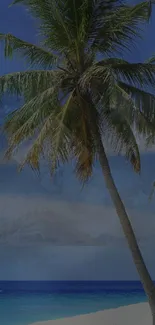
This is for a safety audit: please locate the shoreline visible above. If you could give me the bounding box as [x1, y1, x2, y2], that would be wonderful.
[30, 302, 152, 325]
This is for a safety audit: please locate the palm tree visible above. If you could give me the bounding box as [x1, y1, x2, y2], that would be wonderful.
[1, 0, 155, 321]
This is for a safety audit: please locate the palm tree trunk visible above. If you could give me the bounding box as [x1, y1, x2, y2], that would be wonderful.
[96, 134, 155, 323]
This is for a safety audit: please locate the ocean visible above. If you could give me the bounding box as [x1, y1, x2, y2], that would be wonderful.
[0, 281, 147, 325]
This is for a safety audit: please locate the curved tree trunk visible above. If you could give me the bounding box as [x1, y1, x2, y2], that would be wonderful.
[96, 135, 155, 324]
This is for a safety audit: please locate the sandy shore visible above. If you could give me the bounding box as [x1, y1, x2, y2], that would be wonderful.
[30, 302, 152, 325]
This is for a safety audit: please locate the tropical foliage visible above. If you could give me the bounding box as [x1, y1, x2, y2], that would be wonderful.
[1, 0, 155, 183]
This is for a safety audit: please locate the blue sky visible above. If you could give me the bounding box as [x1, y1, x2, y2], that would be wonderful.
[0, 0, 155, 280]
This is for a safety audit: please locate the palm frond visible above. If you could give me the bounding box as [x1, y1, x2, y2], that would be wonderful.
[73, 143, 95, 183]
[0, 33, 58, 68]
[48, 91, 75, 173]
[112, 62, 155, 87]
[10, 0, 75, 53]
[5, 90, 75, 173]
[4, 87, 58, 138]
[4, 85, 60, 159]
[17, 111, 58, 171]
[102, 107, 141, 172]
[91, 1, 153, 54]
[115, 81, 155, 137]
[0, 70, 64, 97]
[9, 0, 153, 58]
[83, 59, 155, 91]
[146, 55, 155, 65]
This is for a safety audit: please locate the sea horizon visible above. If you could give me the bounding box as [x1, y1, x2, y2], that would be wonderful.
[0, 280, 149, 292]
[1, 280, 147, 325]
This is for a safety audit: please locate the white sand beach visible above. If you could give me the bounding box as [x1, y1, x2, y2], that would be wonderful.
[30, 302, 152, 325]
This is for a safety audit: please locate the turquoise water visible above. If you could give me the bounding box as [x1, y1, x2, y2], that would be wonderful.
[0, 281, 147, 325]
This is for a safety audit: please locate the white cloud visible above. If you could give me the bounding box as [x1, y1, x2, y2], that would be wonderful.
[0, 190, 154, 248]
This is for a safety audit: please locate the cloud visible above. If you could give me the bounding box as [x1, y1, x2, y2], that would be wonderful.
[0, 190, 154, 248]
[0, 195, 120, 246]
